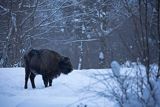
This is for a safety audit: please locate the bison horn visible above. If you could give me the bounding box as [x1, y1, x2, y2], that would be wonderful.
[61, 56, 70, 63]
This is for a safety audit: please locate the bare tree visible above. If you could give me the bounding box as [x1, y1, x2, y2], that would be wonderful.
[85, 0, 160, 107]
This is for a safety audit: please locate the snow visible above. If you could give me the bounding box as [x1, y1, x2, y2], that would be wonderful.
[74, 19, 80, 22]
[11, 13, 17, 32]
[99, 52, 104, 60]
[111, 61, 120, 77]
[60, 28, 64, 32]
[1, 66, 159, 107]
[0, 68, 114, 107]
[87, 34, 91, 39]
[82, 24, 85, 34]
[78, 58, 82, 70]
[129, 45, 133, 49]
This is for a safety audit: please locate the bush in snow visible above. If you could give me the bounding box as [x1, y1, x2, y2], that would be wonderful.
[88, 61, 160, 107]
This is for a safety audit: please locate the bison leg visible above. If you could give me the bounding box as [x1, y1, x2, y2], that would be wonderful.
[30, 72, 36, 89]
[42, 75, 48, 87]
[24, 68, 31, 89]
[49, 79, 52, 86]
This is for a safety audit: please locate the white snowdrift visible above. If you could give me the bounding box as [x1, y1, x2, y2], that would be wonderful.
[0, 68, 114, 107]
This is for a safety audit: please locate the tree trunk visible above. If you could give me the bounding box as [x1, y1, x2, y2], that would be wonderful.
[157, 0, 160, 79]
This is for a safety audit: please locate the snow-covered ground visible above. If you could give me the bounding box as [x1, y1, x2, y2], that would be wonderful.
[0, 68, 115, 107]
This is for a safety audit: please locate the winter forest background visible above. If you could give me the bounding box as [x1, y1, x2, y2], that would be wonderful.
[0, 0, 159, 69]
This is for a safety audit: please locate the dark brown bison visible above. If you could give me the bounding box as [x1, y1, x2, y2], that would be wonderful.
[24, 49, 73, 89]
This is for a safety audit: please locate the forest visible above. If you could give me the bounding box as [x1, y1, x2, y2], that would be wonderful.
[0, 0, 159, 69]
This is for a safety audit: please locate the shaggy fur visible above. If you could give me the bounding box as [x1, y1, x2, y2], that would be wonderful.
[24, 49, 73, 89]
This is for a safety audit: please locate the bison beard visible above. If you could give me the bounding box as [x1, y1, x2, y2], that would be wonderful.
[24, 49, 73, 89]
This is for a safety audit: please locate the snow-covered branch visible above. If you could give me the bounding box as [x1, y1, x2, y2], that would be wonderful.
[21, 0, 68, 37]
[36, 0, 83, 12]
[0, 5, 9, 16]
[64, 39, 98, 44]
[39, 10, 95, 27]
[20, 0, 39, 27]
[0, 5, 9, 12]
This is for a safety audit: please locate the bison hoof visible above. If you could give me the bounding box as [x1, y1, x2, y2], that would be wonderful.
[24, 86, 27, 89]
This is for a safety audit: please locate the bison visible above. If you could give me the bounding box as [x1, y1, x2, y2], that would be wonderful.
[24, 49, 73, 89]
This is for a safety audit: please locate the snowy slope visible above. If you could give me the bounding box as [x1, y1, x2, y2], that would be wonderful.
[0, 68, 114, 107]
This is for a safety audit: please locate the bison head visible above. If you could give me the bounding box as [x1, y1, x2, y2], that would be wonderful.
[59, 56, 73, 74]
